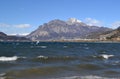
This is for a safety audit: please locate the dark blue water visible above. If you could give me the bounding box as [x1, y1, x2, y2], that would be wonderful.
[0, 42, 120, 79]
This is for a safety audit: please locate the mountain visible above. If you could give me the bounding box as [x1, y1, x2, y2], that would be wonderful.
[0, 32, 7, 37]
[0, 32, 30, 41]
[99, 26, 120, 41]
[27, 18, 112, 41]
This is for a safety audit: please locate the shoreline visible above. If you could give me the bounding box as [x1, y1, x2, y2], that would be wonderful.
[0, 39, 120, 43]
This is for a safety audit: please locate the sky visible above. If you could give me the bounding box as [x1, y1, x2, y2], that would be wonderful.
[0, 0, 120, 35]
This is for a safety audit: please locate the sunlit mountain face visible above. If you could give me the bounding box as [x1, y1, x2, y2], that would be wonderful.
[27, 18, 112, 40]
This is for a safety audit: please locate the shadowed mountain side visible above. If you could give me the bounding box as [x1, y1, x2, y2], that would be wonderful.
[0, 32, 30, 41]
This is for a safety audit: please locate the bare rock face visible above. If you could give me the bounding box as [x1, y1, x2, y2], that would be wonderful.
[27, 18, 112, 41]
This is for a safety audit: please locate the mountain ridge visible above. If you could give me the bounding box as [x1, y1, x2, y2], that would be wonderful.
[27, 18, 112, 41]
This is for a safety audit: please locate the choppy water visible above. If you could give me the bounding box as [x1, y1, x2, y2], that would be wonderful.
[0, 42, 120, 79]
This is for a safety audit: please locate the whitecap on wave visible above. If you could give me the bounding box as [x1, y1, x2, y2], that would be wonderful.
[63, 46, 68, 48]
[99, 54, 114, 59]
[0, 77, 6, 79]
[40, 46, 47, 48]
[0, 73, 6, 79]
[0, 73, 5, 77]
[52, 75, 118, 79]
[37, 55, 48, 59]
[0, 56, 18, 61]
[93, 54, 114, 59]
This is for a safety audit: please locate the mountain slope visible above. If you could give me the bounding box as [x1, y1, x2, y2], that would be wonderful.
[100, 26, 120, 41]
[0, 32, 30, 41]
[27, 18, 112, 41]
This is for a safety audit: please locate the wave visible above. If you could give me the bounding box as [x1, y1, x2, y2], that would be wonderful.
[2, 65, 120, 79]
[99, 54, 114, 59]
[4, 66, 69, 79]
[0, 54, 115, 62]
[63, 46, 68, 48]
[52, 75, 118, 79]
[37, 55, 48, 59]
[0, 56, 18, 61]
[30, 45, 47, 48]
[36, 55, 78, 61]
[0, 73, 6, 79]
[0, 77, 6, 79]
[39, 46, 47, 48]
[76, 63, 104, 70]
[0, 73, 6, 77]
[93, 54, 114, 59]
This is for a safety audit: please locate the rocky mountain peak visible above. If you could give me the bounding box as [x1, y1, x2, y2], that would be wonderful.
[48, 19, 67, 25]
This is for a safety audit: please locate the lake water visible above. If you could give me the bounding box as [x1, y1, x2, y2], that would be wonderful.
[0, 42, 120, 79]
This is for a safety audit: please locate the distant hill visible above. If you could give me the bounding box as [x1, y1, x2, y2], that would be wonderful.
[0, 32, 7, 37]
[0, 32, 30, 41]
[27, 18, 112, 41]
[99, 26, 120, 41]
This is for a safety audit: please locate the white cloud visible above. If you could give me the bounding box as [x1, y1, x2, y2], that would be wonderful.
[0, 23, 31, 28]
[111, 21, 120, 29]
[8, 33, 29, 36]
[0, 23, 31, 35]
[0, 23, 10, 27]
[84, 18, 102, 26]
[14, 24, 31, 28]
[19, 33, 30, 36]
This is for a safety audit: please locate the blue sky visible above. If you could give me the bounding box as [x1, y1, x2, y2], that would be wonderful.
[0, 0, 120, 35]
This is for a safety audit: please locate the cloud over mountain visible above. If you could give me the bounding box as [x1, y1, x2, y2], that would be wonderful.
[111, 21, 120, 29]
[84, 18, 102, 26]
[0, 23, 32, 35]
